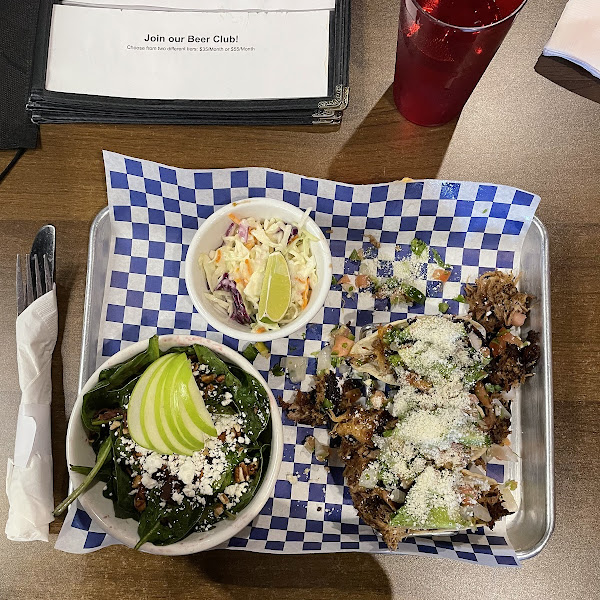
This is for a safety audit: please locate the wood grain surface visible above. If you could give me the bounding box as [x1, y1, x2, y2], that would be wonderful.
[1, 1, 600, 599]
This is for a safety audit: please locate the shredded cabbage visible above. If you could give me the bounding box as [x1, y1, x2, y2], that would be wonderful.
[199, 210, 318, 332]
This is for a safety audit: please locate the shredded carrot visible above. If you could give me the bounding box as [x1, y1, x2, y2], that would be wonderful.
[302, 281, 310, 309]
[288, 234, 298, 244]
[245, 259, 253, 276]
[256, 327, 266, 333]
[244, 238, 256, 250]
[215, 248, 222, 263]
[228, 213, 241, 224]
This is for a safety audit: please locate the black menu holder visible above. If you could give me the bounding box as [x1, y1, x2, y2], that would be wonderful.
[28, 0, 351, 125]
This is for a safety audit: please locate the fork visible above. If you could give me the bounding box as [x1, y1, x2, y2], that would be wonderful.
[16, 254, 53, 316]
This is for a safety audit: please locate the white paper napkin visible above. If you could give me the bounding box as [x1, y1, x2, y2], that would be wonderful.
[543, 0, 600, 78]
[5, 288, 58, 542]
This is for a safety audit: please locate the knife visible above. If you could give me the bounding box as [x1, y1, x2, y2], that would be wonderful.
[28, 225, 56, 293]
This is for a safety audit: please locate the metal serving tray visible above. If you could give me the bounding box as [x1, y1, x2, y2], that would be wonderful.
[78, 207, 554, 560]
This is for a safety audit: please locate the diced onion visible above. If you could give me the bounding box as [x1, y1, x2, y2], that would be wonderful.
[500, 486, 519, 512]
[283, 356, 309, 383]
[468, 330, 483, 350]
[314, 438, 330, 462]
[316, 345, 333, 373]
[389, 488, 406, 503]
[468, 464, 487, 477]
[487, 444, 519, 462]
[472, 503, 492, 522]
[358, 465, 378, 489]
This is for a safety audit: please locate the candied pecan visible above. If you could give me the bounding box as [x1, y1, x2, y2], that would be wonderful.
[134, 486, 147, 512]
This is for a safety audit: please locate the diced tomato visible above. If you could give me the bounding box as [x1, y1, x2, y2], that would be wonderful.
[490, 329, 524, 357]
[355, 274, 370, 289]
[332, 335, 354, 357]
[432, 268, 451, 283]
[499, 330, 522, 346]
[509, 311, 527, 327]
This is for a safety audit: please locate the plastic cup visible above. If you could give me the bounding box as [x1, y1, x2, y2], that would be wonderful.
[393, 0, 527, 126]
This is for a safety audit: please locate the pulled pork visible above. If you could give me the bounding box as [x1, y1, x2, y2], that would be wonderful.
[333, 407, 395, 445]
[466, 270, 540, 389]
[488, 329, 540, 391]
[338, 415, 405, 550]
[479, 487, 511, 527]
[280, 372, 363, 427]
[465, 270, 532, 334]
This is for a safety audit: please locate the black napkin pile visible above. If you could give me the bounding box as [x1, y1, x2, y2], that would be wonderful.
[0, 0, 40, 149]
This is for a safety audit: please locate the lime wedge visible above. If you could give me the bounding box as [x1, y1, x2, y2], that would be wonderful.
[258, 252, 291, 323]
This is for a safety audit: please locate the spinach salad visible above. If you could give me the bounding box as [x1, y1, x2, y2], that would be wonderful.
[54, 337, 271, 549]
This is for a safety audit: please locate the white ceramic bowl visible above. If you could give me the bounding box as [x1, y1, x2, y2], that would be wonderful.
[66, 334, 283, 555]
[184, 197, 333, 342]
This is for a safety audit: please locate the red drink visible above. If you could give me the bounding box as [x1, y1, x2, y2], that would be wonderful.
[393, 0, 526, 126]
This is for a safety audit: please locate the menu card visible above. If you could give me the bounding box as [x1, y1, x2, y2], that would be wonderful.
[45, 4, 330, 100]
[62, 1, 336, 10]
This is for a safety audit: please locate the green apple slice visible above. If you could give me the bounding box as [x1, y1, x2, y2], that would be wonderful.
[170, 353, 217, 440]
[128, 353, 175, 451]
[127, 350, 217, 456]
[162, 353, 208, 453]
[154, 355, 197, 456]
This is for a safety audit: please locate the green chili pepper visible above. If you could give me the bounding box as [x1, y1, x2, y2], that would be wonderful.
[241, 344, 259, 362]
[270, 364, 285, 377]
[322, 398, 334, 409]
[402, 284, 426, 304]
[431, 249, 452, 270]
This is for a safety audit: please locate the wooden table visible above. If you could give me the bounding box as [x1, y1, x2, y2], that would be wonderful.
[1, 0, 599, 598]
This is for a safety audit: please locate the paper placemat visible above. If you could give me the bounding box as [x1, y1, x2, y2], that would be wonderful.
[56, 151, 539, 566]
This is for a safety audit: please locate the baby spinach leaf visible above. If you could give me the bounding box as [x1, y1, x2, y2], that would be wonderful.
[229, 366, 270, 442]
[231, 445, 269, 514]
[82, 377, 138, 432]
[98, 335, 160, 386]
[109, 433, 139, 520]
[53, 436, 112, 517]
[69, 463, 112, 483]
[193, 345, 242, 395]
[194, 345, 270, 442]
[135, 495, 216, 549]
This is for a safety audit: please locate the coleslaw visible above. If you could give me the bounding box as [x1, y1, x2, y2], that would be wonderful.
[199, 209, 318, 333]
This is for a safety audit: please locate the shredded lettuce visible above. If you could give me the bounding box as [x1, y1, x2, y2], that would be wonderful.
[199, 213, 318, 332]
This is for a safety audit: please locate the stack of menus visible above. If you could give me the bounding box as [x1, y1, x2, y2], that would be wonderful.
[28, 1, 350, 125]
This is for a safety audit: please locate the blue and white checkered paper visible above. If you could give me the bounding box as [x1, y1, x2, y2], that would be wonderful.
[56, 151, 540, 566]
